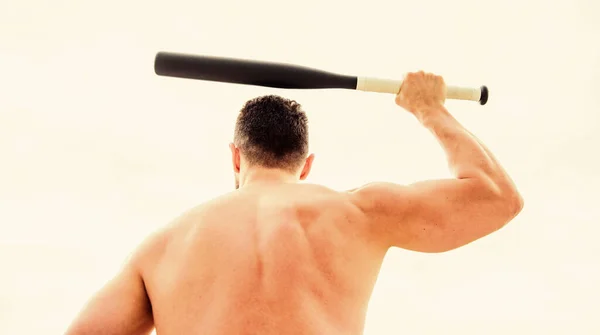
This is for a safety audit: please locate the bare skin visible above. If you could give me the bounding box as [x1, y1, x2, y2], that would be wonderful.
[65, 72, 524, 335]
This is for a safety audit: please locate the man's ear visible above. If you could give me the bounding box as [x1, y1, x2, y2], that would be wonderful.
[299, 153, 315, 180]
[229, 143, 240, 173]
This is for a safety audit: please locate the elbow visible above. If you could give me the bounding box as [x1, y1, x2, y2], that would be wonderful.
[483, 179, 524, 219]
[498, 188, 524, 221]
[509, 191, 524, 217]
[480, 182, 524, 225]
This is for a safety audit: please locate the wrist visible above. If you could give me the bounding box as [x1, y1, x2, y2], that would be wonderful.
[415, 105, 451, 127]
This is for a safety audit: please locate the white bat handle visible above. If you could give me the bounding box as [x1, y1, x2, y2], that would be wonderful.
[356, 76, 488, 105]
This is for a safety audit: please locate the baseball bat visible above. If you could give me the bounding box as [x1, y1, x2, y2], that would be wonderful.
[154, 51, 488, 105]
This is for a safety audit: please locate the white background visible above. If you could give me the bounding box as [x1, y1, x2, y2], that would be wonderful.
[1, 0, 599, 333]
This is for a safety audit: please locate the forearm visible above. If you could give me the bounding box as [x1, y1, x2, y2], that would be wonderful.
[420, 106, 518, 193]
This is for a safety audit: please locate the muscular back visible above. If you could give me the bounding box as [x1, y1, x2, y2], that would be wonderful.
[143, 184, 387, 335]
[65, 75, 523, 335]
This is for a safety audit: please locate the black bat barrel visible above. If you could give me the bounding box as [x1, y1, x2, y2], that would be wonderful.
[154, 52, 358, 90]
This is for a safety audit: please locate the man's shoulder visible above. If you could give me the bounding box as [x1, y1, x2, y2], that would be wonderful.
[282, 183, 352, 203]
[164, 183, 355, 222]
[284, 183, 364, 213]
[166, 183, 358, 224]
[223, 183, 355, 210]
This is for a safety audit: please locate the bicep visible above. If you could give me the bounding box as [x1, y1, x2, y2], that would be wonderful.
[351, 178, 513, 253]
[65, 259, 154, 335]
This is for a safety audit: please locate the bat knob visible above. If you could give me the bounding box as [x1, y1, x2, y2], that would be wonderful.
[479, 86, 489, 105]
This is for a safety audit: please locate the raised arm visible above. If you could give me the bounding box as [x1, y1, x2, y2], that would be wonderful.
[350, 71, 523, 253]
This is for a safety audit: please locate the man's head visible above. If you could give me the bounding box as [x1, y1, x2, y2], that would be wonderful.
[230, 95, 314, 189]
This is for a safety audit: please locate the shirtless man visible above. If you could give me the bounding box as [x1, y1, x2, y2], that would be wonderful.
[65, 72, 523, 335]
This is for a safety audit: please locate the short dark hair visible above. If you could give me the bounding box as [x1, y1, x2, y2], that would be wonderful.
[234, 95, 309, 171]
